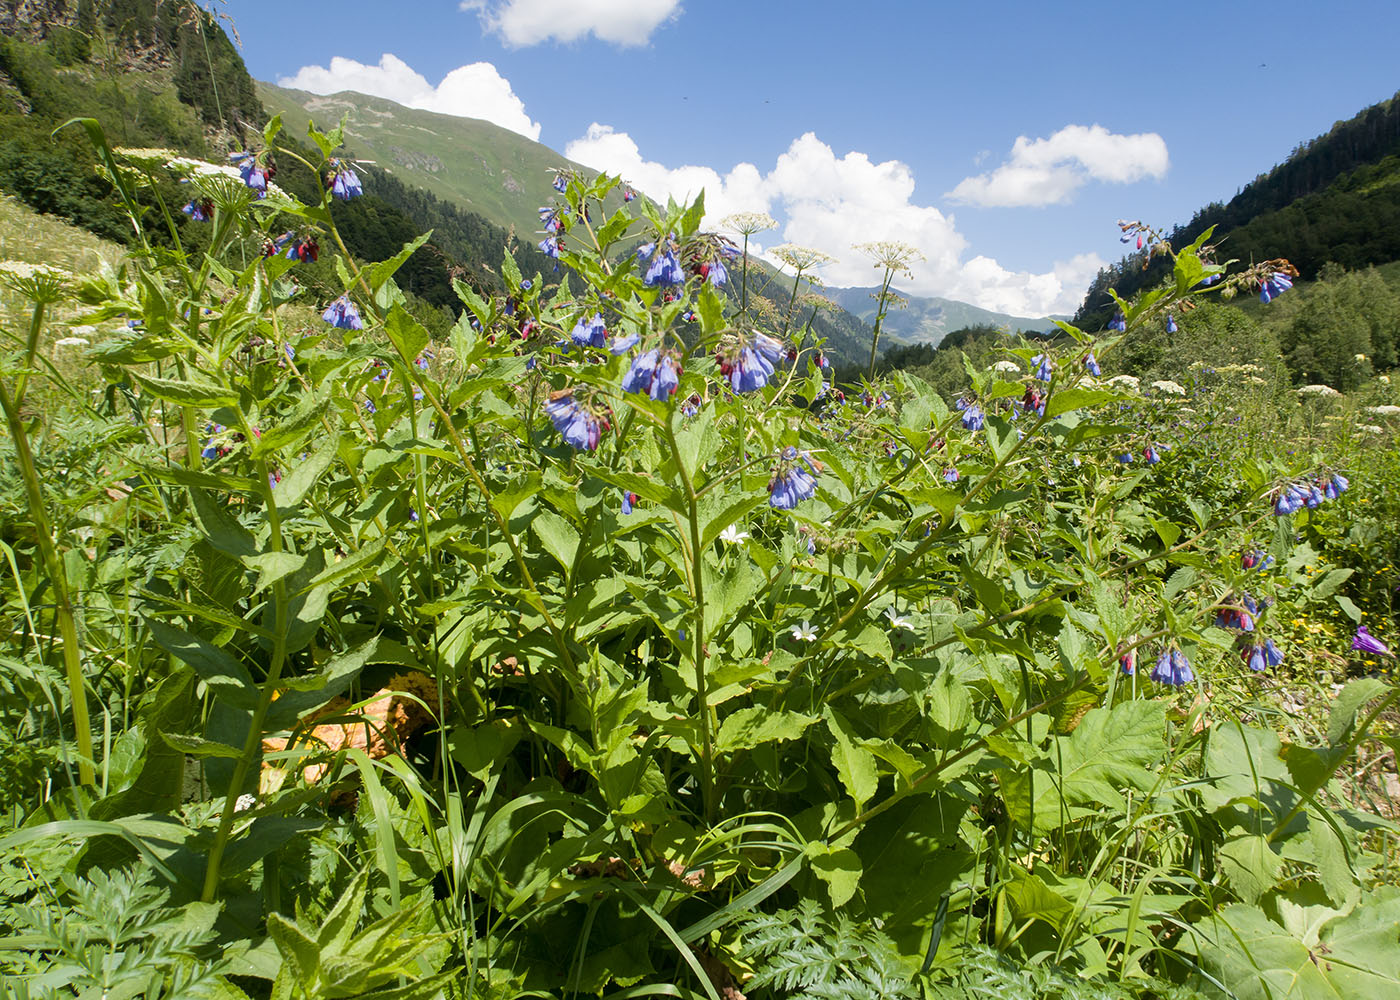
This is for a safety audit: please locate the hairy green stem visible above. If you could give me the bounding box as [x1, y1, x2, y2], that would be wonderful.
[0, 375, 93, 786]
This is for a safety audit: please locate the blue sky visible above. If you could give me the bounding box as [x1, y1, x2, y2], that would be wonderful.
[218, 0, 1400, 316]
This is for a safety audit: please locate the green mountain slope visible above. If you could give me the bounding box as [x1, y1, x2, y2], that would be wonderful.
[258, 81, 594, 239]
[829, 286, 1056, 347]
[1074, 88, 1400, 330]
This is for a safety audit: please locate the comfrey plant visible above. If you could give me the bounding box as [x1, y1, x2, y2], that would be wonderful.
[1, 116, 1396, 1000]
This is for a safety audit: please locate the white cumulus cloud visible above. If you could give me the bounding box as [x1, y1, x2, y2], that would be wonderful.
[947, 124, 1169, 208]
[460, 0, 682, 47]
[279, 53, 542, 141]
[565, 123, 767, 228]
[566, 126, 1096, 316]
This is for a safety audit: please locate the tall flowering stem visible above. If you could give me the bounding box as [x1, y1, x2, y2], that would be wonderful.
[854, 241, 923, 381]
[663, 413, 716, 823]
[722, 212, 777, 314]
[0, 273, 93, 786]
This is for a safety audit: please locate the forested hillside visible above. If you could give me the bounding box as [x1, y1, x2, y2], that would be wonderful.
[0, 4, 552, 306]
[1075, 88, 1400, 331]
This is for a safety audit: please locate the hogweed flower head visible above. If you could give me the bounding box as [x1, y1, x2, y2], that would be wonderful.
[721, 211, 778, 237]
[769, 243, 837, 276]
[853, 240, 923, 278]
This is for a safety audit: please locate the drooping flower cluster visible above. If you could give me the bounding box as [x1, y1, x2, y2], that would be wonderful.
[1150, 647, 1193, 687]
[570, 313, 607, 349]
[1240, 639, 1284, 672]
[230, 150, 274, 197]
[956, 398, 985, 431]
[621, 349, 682, 401]
[1083, 352, 1101, 377]
[322, 295, 363, 330]
[1258, 270, 1293, 304]
[768, 446, 821, 509]
[1108, 310, 1127, 333]
[636, 237, 684, 287]
[1241, 548, 1275, 572]
[327, 159, 363, 200]
[716, 332, 785, 393]
[1273, 473, 1348, 515]
[1031, 353, 1053, 381]
[182, 198, 214, 222]
[545, 391, 608, 451]
[1216, 593, 1258, 632]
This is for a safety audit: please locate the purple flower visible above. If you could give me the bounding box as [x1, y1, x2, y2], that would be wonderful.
[1143, 445, 1160, 464]
[1166, 314, 1178, 334]
[1150, 647, 1193, 687]
[624, 186, 635, 202]
[958, 400, 985, 432]
[621, 349, 682, 401]
[1259, 271, 1293, 304]
[182, 199, 213, 222]
[1264, 638, 1284, 667]
[943, 466, 960, 483]
[328, 161, 362, 200]
[1117, 452, 1134, 464]
[545, 392, 604, 451]
[769, 446, 820, 509]
[1325, 473, 1349, 499]
[1243, 643, 1267, 673]
[552, 174, 568, 193]
[1031, 354, 1053, 381]
[1108, 310, 1127, 333]
[1084, 352, 1101, 377]
[233, 152, 272, 197]
[539, 206, 567, 233]
[1352, 626, 1394, 657]
[636, 239, 684, 287]
[538, 235, 560, 258]
[570, 313, 607, 349]
[322, 295, 363, 330]
[718, 333, 785, 393]
[620, 490, 637, 515]
[609, 332, 640, 355]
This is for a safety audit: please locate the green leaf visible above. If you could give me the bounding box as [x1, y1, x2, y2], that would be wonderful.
[696, 283, 725, 336]
[267, 912, 321, 984]
[145, 619, 257, 710]
[1004, 867, 1074, 931]
[254, 385, 334, 457]
[130, 371, 239, 407]
[809, 844, 861, 908]
[274, 431, 340, 510]
[1328, 678, 1391, 746]
[265, 637, 384, 730]
[189, 488, 257, 559]
[825, 708, 878, 809]
[159, 732, 243, 758]
[531, 511, 580, 575]
[1045, 388, 1117, 419]
[715, 708, 818, 753]
[242, 551, 308, 594]
[383, 304, 429, 365]
[365, 233, 432, 292]
[1220, 834, 1283, 903]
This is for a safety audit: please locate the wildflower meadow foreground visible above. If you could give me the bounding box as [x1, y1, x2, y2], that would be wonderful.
[1, 117, 1397, 1000]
